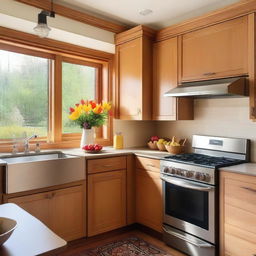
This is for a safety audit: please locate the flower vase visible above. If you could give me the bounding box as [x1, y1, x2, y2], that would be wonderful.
[80, 128, 94, 148]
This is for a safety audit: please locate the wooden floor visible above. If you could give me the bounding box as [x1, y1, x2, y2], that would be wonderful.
[55, 229, 186, 256]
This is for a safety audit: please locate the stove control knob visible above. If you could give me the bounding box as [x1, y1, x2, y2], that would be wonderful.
[176, 169, 181, 175]
[199, 173, 206, 181]
[205, 174, 211, 182]
[195, 172, 202, 180]
[170, 168, 176, 175]
[163, 166, 170, 173]
[186, 171, 193, 178]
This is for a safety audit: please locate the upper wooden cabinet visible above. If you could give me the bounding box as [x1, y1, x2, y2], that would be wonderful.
[220, 171, 256, 256]
[115, 25, 155, 120]
[181, 16, 248, 82]
[153, 37, 193, 120]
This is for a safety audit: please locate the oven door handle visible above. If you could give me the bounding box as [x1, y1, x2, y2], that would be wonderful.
[163, 226, 214, 248]
[161, 176, 214, 191]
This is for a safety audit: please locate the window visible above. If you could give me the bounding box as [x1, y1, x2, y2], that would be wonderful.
[62, 61, 98, 134]
[0, 42, 112, 148]
[0, 50, 49, 139]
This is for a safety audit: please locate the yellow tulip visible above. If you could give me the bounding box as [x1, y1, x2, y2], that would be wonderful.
[102, 102, 111, 111]
[93, 104, 103, 114]
[69, 110, 80, 120]
[83, 104, 92, 112]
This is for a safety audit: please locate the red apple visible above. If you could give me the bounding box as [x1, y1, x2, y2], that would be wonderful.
[150, 136, 159, 142]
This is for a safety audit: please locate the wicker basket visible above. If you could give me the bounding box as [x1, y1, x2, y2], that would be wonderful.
[147, 141, 158, 150]
[157, 143, 167, 151]
[165, 145, 185, 154]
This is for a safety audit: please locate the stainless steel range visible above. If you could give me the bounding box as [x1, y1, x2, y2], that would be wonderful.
[160, 135, 250, 256]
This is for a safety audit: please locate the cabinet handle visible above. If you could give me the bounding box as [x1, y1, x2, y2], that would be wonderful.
[241, 187, 256, 193]
[146, 164, 155, 168]
[203, 72, 216, 76]
[103, 164, 113, 167]
[45, 192, 55, 199]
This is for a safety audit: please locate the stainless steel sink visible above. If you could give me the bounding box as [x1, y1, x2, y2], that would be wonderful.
[2, 152, 74, 164]
[1, 152, 85, 194]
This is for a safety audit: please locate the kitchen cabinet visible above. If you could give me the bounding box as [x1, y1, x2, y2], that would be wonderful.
[87, 169, 126, 236]
[135, 157, 162, 232]
[220, 171, 256, 256]
[181, 16, 248, 82]
[153, 37, 193, 120]
[115, 25, 155, 120]
[8, 185, 86, 241]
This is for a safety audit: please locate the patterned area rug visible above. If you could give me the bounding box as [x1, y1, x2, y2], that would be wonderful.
[80, 236, 171, 256]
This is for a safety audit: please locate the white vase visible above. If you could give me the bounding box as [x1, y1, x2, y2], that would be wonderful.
[80, 128, 94, 148]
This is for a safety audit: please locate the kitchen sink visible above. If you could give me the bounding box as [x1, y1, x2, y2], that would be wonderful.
[2, 152, 75, 164]
[1, 152, 85, 194]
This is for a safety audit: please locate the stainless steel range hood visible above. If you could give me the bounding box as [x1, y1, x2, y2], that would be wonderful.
[164, 76, 248, 98]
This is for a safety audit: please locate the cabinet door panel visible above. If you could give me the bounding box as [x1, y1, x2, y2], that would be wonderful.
[182, 16, 248, 81]
[8, 192, 51, 226]
[88, 170, 126, 236]
[51, 186, 86, 241]
[117, 38, 142, 120]
[153, 37, 177, 120]
[136, 168, 162, 232]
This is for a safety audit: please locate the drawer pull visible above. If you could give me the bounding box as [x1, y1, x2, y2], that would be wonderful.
[241, 186, 256, 193]
[146, 164, 155, 168]
[203, 72, 216, 76]
[102, 165, 113, 167]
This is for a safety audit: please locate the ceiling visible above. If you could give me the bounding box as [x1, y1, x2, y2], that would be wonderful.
[55, 0, 241, 29]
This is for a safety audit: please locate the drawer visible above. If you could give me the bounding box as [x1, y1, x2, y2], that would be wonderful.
[224, 178, 256, 213]
[87, 156, 126, 174]
[136, 157, 160, 172]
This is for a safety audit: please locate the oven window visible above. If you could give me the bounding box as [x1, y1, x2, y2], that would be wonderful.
[165, 183, 209, 230]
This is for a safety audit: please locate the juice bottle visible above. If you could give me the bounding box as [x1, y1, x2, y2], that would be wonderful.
[114, 132, 123, 149]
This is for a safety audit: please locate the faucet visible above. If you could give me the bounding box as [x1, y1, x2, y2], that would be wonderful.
[24, 134, 38, 154]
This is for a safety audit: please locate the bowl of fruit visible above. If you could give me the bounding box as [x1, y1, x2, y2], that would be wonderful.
[156, 138, 170, 151]
[165, 137, 187, 154]
[83, 144, 103, 153]
[147, 136, 159, 150]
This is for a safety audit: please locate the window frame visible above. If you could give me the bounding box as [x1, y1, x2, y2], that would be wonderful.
[0, 34, 113, 151]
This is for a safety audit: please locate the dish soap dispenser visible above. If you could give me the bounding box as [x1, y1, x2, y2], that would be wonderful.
[114, 132, 123, 149]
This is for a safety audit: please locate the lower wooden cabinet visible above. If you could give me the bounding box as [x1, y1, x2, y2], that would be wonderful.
[136, 157, 162, 232]
[220, 171, 256, 256]
[87, 169, 126, 236]
[8, 185, 86, 241]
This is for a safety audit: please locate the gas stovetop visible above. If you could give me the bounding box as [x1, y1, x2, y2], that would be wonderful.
[164, 153, 245, 168]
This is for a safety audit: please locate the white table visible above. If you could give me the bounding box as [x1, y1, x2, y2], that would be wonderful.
[0, 203, 67, 256]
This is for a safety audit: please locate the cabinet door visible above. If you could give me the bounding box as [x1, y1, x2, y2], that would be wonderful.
[182, 16, 248, 81]
[153, 37, 178, 120]
[136, 168, 162, 232]
[8, 185, 86, 241]
[220, 171, 256, 256]
[8, 191, 51, 226]
[117, 38, 142, 120]
[51, 186, 86, 241]
[88, 170, 126, 236]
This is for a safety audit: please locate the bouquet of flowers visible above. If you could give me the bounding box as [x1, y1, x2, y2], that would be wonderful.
[69, 100, 111, 129]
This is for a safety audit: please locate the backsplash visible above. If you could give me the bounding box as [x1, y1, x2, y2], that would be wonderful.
[156, 98, 256, 162]
[113, 119, 156, 148]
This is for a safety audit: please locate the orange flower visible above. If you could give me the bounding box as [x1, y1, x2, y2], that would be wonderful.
[89, 100, 96, 109]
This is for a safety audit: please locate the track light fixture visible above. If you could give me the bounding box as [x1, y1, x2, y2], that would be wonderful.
[33, 0, 55, 38]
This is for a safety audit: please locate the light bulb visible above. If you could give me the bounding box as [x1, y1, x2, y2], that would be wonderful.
[33, 23, 51, 38]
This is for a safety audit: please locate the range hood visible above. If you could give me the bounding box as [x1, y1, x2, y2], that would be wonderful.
[164, 76, 248, 98]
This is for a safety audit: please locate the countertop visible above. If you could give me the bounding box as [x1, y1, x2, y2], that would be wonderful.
[1, 147, 256, 176]
[220, 163, 256, 176]
[0, 203, 66, 256]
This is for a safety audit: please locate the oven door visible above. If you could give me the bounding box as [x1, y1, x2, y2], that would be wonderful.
[161, 174, 215, 243]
